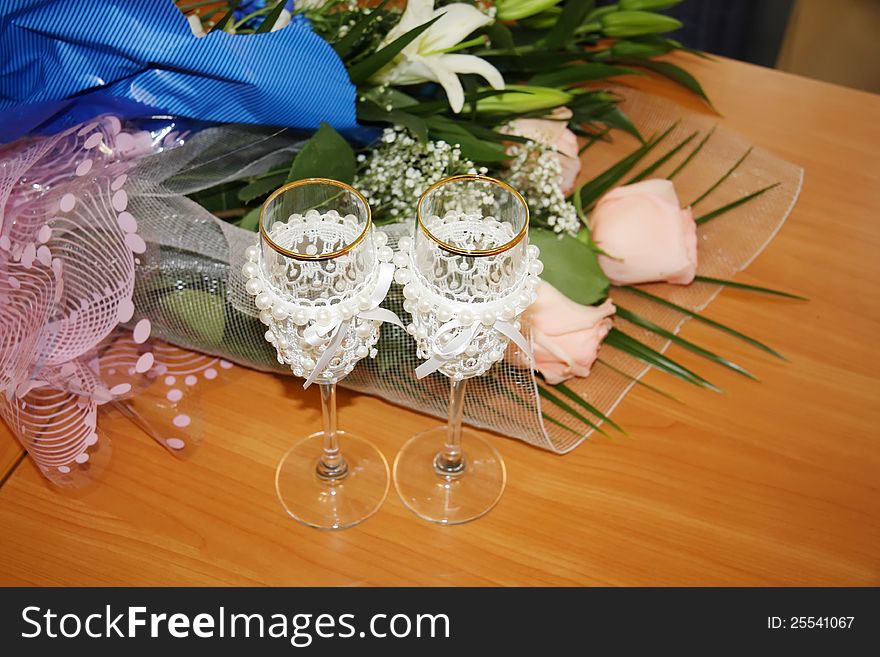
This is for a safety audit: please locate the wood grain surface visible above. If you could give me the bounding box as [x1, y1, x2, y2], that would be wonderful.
[1, 54, 878, 586]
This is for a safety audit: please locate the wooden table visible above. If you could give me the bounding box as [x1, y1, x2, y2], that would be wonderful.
[1, 54, 878, 586]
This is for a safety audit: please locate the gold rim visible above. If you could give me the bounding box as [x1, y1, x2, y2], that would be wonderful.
[259, 178, 372, 261]
[416, 174, 529, 257]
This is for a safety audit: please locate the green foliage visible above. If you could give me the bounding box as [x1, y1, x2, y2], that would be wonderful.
[347, 15, 441, 84]
[529, 228, 609, 305]
[287, 122, 355, 184]
[600, 11, 683, 38]
[254, 1, 286, 33]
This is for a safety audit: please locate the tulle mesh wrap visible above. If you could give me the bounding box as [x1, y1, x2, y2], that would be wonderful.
[4, 89, 803, 466]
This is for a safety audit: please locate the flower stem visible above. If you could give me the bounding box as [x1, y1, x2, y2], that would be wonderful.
[425, 35, 489, 56]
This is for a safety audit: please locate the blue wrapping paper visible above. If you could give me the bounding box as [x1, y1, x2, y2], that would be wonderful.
[0, 0, 358, 142]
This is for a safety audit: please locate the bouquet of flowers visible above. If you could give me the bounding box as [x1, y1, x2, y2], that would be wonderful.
[0, 0, 803, 484]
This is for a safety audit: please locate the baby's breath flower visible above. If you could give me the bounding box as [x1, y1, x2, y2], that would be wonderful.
[504, 127, 580, 236]
[354, 127, 477, 221]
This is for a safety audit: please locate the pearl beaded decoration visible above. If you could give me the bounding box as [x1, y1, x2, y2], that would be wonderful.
[244, 220, 398, 385]
[398, 210, 542, 380]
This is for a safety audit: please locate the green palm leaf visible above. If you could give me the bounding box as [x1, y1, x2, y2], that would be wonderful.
[542, 412, 580, 435]
[616, 306, 757, 380]
[572, 121, 678, 212]
[667, 125, 715, 179]
[694, 275, 807, 300]
[695, 183, 780, 225]
[624, 286, 785, 359]
[690, 146, 752, 207]
[605, 328, 721, 391]
[537, 386, 609, 436]
[626, 130, 697, 183]
[553, 382, 626, 433]
[595, 358, 681, 402]
[254, 1, 287, 33]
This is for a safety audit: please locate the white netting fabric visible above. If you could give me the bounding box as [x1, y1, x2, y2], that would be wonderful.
[117, 88, 802, 453]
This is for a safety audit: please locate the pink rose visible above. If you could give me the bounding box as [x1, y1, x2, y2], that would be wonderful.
[503, 107, 581, 195]
[591, 179, 697, 285]
[518, 281, 616, 385]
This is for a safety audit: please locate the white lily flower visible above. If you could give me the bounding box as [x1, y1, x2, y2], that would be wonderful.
[371, 0, 504, 113]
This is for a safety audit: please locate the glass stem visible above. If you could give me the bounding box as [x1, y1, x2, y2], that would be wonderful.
[316, 383, 348, 481]
[435, 379, 467, 477]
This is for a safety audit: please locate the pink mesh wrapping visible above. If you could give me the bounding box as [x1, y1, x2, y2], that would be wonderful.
[0, 117, 163, 485]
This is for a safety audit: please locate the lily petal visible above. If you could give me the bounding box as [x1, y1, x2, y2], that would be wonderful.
[381, 0, 435, 45]
[419, 3, 494, 53]
[413, 55, 468, 113]
[438, 53, 505, 90]
[373, 54, 438, 87]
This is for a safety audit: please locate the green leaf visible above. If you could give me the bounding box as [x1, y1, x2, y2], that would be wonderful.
[161, 289, 226, 345]
[466, 85, 574, 115]
[408, 88, 517, 116]
[667, 125, 715, 179]
[694, 183, 780, 225]
[254, 0, 286, 33]
[577, 127, 611, 154]
[596, 357, 681, 402]
[357, 102, 428, 142]
[616, 306, 757, 379]
[619, 0, 682, 10]
[626, 130, 696, 183]
[188, 181, 244, 213]
[237, 206, 261, 232]
[624, 286, 786, 359]
[238, 172, 287, 204]
[211, 1, 239, 32]
[333, 0, 391, 58]
[610, 36, 678, 58]
[485, 22, 517, 55]
[601, 11, 682, 37]
[605, 328, 721, 391]
[529, 63, 638, 87]
[424, 116, 509, 162]
[362, 86, 419, 110]
[620, 58, 713, 107]
[693, 275, 807, 300]
[287, 122, 355, 184]
[496, 0, 563, 21]
[572, 121, 677, 211]
[529, 228, 609, 305]
[479, 51, 587, 73]
[554, 382, 626, 433]
[347, 14, 442, 84]
[542, 412, 580, 435]
[537, 386, 609, 436]
[459, 122, 529, 145]
[690, 146, 752, 207]
[594, 105, 642, 142]
[544, 0, 595, 48]
[520, 7, 562, 29]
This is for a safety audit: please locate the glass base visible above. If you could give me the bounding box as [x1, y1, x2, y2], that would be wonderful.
[393, 426, 506, 525]
[275, 431, 389, 530]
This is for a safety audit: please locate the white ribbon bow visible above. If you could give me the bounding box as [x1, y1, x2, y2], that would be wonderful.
[414, 315, 533, 380]
[301, 262, 403, 388]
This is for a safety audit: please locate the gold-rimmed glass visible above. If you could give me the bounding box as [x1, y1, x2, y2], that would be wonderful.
[257, 178, 389, 530]
[394, 175, 531, 525]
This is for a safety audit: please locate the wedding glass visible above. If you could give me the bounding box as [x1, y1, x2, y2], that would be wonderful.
[393, 175, 541, 524]
[243, 179, 398, 530]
